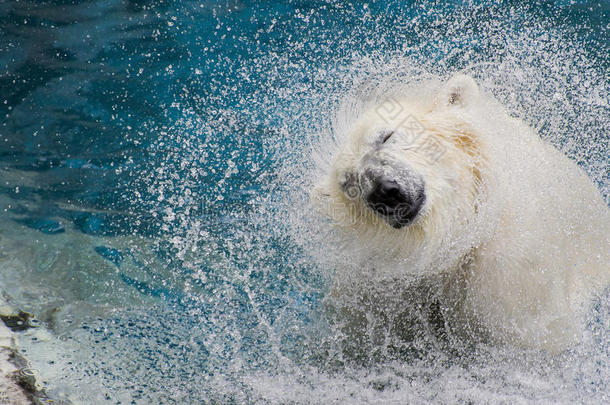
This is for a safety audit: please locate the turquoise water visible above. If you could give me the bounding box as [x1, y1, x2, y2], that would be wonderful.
[0, 0, 608, 403]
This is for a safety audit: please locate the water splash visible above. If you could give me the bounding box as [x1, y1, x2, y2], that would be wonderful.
[0, 0, 607, 403]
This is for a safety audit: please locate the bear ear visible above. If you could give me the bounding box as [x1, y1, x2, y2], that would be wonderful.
[438, 74, 480, 109]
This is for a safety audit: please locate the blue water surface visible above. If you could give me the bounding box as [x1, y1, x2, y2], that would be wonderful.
[0, 0, 608, 403]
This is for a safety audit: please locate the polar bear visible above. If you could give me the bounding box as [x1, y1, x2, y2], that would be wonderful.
[312, 74, 610, 351]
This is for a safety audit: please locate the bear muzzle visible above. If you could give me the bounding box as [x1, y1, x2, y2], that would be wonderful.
[365, 176, 426, 229]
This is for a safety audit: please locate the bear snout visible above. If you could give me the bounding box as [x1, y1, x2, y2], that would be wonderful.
[366, 176, 426, 229]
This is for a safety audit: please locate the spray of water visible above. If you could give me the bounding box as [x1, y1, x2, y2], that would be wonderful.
[2, 1, 607, 403]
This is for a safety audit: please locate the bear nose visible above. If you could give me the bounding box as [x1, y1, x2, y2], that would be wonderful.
[367, 178, 407, 213]
[366, 177, 426, 228]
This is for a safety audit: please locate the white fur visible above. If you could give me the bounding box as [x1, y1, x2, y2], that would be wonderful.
[312, 74, 610, 351]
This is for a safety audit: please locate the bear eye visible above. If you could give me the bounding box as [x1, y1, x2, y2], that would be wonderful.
[380, 130, 394, 144]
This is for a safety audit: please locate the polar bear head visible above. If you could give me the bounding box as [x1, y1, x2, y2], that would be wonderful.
[312, 75, 487, 257]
